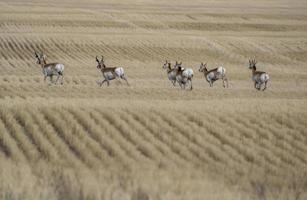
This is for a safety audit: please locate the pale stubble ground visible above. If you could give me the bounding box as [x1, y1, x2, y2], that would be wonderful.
[0, 0, 307, 199]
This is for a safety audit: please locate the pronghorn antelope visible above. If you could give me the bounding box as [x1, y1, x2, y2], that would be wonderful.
[174, 61, 194, 90]
[199, 62, 228, 88]
[34, 51, 64, 84]
[162, 60, 178, 86]
[96, 56, 129, 86]
[248, 59, 269, 91]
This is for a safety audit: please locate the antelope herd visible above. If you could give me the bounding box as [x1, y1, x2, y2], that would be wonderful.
[34, 52, 269, 91]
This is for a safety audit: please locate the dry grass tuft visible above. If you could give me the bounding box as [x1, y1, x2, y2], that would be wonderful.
[1, 0, 307, 199]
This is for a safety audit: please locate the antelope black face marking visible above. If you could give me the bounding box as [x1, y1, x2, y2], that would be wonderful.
[34, 51, 64, 85]
[96, 55, 129, 86]
[199, 62, 228, 88]
[248, 59, 269, 91]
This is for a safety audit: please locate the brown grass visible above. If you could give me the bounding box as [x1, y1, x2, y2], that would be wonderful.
[1, 0, 307, 199]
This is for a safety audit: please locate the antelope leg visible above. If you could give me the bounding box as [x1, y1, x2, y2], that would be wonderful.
[121, 75, 129, 86]
[55, 75, 60, 84]
[100, 79, 107, 86]
[224, 76, 229, 88]
[262, 81, 267, 91]
[222, 76, 226, 88]
[61, 73, 64, 85]
[178, 81, 182, 89]
[172, 80, 176, 86]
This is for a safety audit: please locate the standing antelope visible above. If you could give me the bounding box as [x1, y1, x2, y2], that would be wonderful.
[162, 60, 178, 86]
[96, 56, 129, 86]
[174, 61, 194, 90]
[248, 59, 269, 91]
[199, 62, 228, 88]
[34, 51, 64, 85]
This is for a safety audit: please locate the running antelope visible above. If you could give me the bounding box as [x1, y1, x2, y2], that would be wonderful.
[199, 62, 228, 88]
[162, 60, 178, 86]
[248, 59, 269, 91]
[174, 61, 194, 90]
[34, 51, 64, 84]
[96, 56, 129, 86]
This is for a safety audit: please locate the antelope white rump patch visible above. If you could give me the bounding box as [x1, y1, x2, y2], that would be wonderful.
[182, 68, 193, 78]
[260, 73, 269, 82]
[115, 67, 124, 77]
[55, 64, 64, 73]
[217, 66, 225, 75]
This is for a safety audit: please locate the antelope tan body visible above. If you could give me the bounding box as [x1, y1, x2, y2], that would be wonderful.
[199, 63, 228, 88]
[249, 59, 269, 91]
[174, 62, 194, 90]
[96, 56, 129, 86]
[162, 60, 178, 86]
[35, 52, 64, 85]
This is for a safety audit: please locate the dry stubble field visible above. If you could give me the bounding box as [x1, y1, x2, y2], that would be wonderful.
[0, 0, 307, 199]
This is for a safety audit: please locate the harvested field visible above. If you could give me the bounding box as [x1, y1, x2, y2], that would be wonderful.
[0, 0, 307, 199]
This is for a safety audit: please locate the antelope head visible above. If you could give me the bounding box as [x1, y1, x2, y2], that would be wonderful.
[162, 60, 172, 70]
[199, 62, 208, 72]
[249, 59, 257, 70]
[174, 61, 182, 69]
[34, 51, 47, 66]
[96, 55, 106, 69]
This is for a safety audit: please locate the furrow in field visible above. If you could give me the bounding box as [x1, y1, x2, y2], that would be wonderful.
[88, 109, 139, 165]
[9, 35, 26, 60]
[125, 109, 193, 169]
[270, 113, 307, 147]
[67, 108, 121, 165]
[241, 113, 307, 166]
[146, 109, 224, 170]
[212, 111, 296, 175]
[193, 110, 267, 168]
[28, 109, 84, 168]
[175, 110, 252, 169]
[234, 112, 305, 170]
[68, 108, 133, 168]
[96, 109, 153, 163]
[0, 117, 26, 161]
[120, 109, 180, 167]
[13, 109, 60, 162]
[154, 109, 228, 163]
[57, 108, 109, 166]
[0, 109, 40, 161]
[42, 109, 98, 168]
[114, 109, 170, 166]
[0, 37, 15, 60]
[197, 110, 283, 176]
